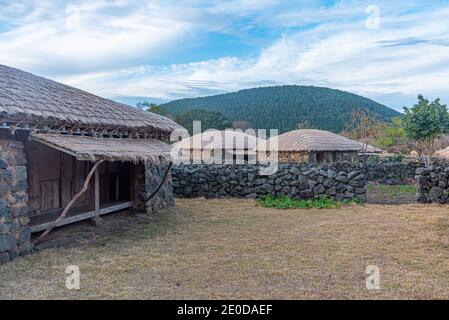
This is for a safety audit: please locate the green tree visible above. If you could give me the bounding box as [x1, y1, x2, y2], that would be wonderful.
[175, 109, 232, 135]
[402, 95, 449, 157]
[156, 85, 400, 133]
[137, 100, 160, 112]
[375, 117, 406, 149]
[149, 104, 161, 114]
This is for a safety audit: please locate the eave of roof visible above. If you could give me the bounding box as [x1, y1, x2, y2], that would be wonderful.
[0, 64, 181, 136]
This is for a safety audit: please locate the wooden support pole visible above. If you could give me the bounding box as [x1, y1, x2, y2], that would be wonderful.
[115, 175, 120, 201]
[34, 160, 104, 244]
[95, 169, 100, 217]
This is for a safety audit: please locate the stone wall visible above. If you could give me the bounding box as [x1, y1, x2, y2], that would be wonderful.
[415, 165, 449, 204]
[138, 162, 174, 214]
[0, 138, 32, 264]
[172, 163, 366, 202]
[357, 157, 424, 185]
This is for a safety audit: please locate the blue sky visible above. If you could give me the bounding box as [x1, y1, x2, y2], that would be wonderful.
[0, 0, 448, 111]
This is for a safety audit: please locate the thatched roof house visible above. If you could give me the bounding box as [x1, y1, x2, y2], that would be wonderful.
[0, 64, 180, 263]
[0, 64, 178, 139]
[256, 129, 361, 163]
[356, 141, 383, 155]
[434, 147, 449, 159]
[173, 130, 262, 163]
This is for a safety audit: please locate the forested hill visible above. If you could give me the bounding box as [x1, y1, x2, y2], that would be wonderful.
[159, 85, 400, 133]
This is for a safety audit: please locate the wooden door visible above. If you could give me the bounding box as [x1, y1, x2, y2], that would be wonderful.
[35, 144, 61, 212]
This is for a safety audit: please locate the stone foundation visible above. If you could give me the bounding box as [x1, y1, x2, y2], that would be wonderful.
[138, 162, 174, 214]
[0, 138, 32, 264]
[172, 163, 366, 202]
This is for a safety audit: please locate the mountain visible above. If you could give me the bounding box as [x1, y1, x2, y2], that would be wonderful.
[159, 85, 401, 133]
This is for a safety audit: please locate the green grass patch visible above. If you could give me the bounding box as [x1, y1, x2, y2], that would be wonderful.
[256, 195, 361, 209]
[366, 182, 416, 195]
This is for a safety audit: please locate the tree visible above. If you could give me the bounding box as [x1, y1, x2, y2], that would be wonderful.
[156, 85, 400, 133]
[341, 109, 383, 157]
[137, 100, 159, 112]
[402, 95, 449, 158]
[375, 117, 406, 149]
[174, 109, 232, 135]
[149, 104, 161, 114]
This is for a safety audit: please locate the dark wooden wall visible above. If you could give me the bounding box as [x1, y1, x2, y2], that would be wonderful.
[26, 141, 90, 217]
[25, 141, 136, 218]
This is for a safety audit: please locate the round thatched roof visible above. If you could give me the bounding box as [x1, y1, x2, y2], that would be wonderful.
[175, 130, 262, 150]
[435, 147, 449, 159]
[356, 141, 383, 153]
[0, 64, 180, 135]
[256, 129, 362, 152]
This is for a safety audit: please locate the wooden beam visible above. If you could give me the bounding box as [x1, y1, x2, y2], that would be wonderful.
[31, 201, 134, 233]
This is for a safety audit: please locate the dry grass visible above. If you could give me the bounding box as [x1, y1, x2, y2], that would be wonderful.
[2, 199, 449, 299]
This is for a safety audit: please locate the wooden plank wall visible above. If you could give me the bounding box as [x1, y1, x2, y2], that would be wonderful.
[25, 141, 135, 218]
[26, 141, 90, 217]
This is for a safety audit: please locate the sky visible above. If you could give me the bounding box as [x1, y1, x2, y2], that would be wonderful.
[0, 0, 448, 111]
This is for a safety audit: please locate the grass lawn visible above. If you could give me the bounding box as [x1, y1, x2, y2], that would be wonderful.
[366, 182, 417, 205]
[1, 198, 449, 299]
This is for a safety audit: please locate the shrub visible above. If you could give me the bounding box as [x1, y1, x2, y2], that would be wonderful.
[257, 196, 360, 209]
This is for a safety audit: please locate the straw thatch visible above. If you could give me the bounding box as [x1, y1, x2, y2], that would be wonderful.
[356, 141, 383, 154]
[0, 64, 179, 135]
[175, 130, 262, 151]
[256, 129, 361, 152]
[435, 147, 449, 160]
[30, 133, 172, 163]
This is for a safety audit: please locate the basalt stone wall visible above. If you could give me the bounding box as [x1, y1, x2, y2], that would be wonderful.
[138, 162, 174, 214]
[0, 138, 32, 264]
[415, 165, 449, 204]
[357, 158, 424, 185]
[172, 163, 366, 202]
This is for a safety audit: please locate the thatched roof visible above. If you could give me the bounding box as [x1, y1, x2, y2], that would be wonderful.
[256, 129, 361, 152]
[0, 64, 179, 135]
[435, 147, 449, 159]
[356, 141, 383, 154]
[175, 130, 262, 150]
[30, 133, 172, 163]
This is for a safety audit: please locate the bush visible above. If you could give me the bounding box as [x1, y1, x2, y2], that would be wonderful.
[257, 196, 360, 209]
[385, 154, 405, 162]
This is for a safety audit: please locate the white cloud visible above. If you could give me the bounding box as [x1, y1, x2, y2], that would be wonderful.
[2, 0, 449, 109]
[0, 1, 195, 73]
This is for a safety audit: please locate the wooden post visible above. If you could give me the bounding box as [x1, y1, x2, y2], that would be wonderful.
[115, 175, 120, 201]
[91, 166, 104, 227]
[95, 169, 100, 216]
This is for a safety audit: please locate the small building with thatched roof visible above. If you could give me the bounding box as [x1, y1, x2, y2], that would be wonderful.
[0, 64, 180, 262]
[256, 129, 361, 163]
[173, 130, 261, 163]
[356, 141, 383, 155]
[434, 147, 449, 160]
